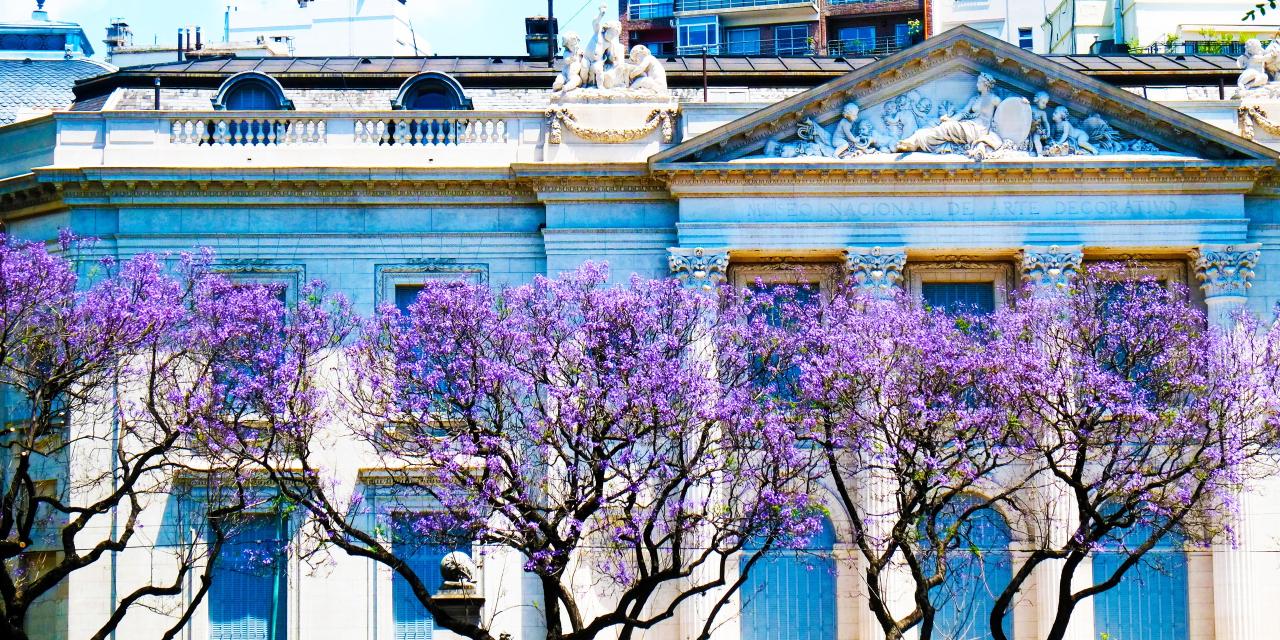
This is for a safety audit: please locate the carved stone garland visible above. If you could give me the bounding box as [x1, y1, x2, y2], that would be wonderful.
[546, 107, 677, 144]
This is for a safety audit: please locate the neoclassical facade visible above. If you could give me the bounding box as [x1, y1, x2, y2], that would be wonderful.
[2, 26, 1280, 640]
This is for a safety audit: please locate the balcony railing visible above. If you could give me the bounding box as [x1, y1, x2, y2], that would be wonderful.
[628, 1, 675, 19]
[1132, 40, 1259, 57]
[682, 35, 816, 56]
[675, 0, 815, 11]
[827, 35, 912, 57]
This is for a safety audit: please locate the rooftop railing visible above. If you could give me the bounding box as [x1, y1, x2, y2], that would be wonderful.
[827, 35, 912, 57]
[38, 110, 547, 169]
[675, 0, 816, 12]
[627, 1, 675, 19]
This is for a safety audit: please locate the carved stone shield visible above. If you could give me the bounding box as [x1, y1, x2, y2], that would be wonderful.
[993, 96, 1033, 145]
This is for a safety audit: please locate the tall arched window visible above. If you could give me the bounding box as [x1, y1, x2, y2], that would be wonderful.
[211, 71, 293, 111]
[928, 499, 1013, 640]
[739, 516, 836, 640]
[1093, 522, 1189, 640]
[391, 72, 472, 111]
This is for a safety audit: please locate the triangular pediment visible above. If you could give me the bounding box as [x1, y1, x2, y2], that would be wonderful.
[652, 27, 1278, 168]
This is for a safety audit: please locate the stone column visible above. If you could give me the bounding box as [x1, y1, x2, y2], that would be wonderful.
[1194, 243, 1262, 640]
[844, 247, 906, 640]
[1018, 245, 1092, 640]
[844, 247, 907, 300]
[668, 247, 730, 291]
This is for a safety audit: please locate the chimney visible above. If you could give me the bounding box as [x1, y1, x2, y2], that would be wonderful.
[32, 0, 48, 21]
[195, 26, 202, 50]
[177, 28, 184, 61]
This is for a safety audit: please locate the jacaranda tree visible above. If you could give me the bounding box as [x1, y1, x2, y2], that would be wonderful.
[983, 268, 1280, 640]
[783, 287, 1031, 640]
[259, 264, 822, 640]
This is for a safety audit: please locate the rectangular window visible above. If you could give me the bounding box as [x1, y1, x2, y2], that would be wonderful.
[1018, 27, 1034, 49]
[773, 23, 810, 56]
[725, 27, 761, 55]
[392, 516, 472, 640]
[894, 23, 912, 47]
[836, 25, 876, 55]
[677, 16, 719, 55]
[210, 513, 287, 640]
[921, 282, 997, 315]
[394, 284, 425, 314]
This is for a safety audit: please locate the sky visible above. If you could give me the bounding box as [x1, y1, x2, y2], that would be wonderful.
[2, 0, 612, 58]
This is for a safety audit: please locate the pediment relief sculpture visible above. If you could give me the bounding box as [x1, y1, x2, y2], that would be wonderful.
[757, 73, 1162, 162]
[550, 4, 669, 104]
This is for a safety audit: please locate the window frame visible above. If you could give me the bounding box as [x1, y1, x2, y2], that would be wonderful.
[677, 16, 720, 55]
[906, 261, 1015, 313]
[1018, 27, 1034, 49]
[374, 261, 488, 310]
[728, 261, 842, 299]
[725, 26, 762, 55]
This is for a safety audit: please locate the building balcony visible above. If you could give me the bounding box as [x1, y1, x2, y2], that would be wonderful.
[674, 0, 817, 15]
[826, 34, 911, 56]
[0, 110, 550, 177]
[627, 1, 676, 20]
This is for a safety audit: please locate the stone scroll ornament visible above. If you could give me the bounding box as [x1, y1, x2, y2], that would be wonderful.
[761, 73, 1161, 161]
[1020, 245, 1084, 290]
[844, 247, 907, 299]
[669, 248, 730, 290]
[1195, 244, 1262, 299]
[550, 4, 670, 104]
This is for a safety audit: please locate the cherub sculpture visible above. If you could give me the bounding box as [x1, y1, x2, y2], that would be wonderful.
[1052, 106, 1097, 154]
[852, 120, 896, 154]
[830, 102, 861, 157]
[627, 44, 667, 92]
[1029, 91, 1052, 156]
[551, 31, 587, 96]
[584, 4, 626, 89]
[1237, 38, 1271, 92]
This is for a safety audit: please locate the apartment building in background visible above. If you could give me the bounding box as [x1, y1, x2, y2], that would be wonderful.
[619, 0, 925, 57]
[933, 0, 1280, 55]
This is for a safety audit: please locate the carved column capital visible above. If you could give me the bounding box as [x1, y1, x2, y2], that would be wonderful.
[668, 247, 730, 290]
[1195, 243, 1261, 299]
[844, 247, 907, 299]
[1019, 245, 1084, 290]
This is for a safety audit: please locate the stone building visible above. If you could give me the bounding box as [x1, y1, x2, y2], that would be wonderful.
[2, 24, 1280, 640]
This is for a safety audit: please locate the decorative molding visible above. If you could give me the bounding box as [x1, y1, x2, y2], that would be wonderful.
[1019, 245, 1083, 290]
[545, 107, 677, 144]
[668, 248, 729, 290]
[375, 261, 489, 307]
[844, 247, 907, 299]
[1194, 244, 1262, 299]
[905, 260, 1017, 309]
[729, 261, 843, 295]
[212, 261, 306, 304]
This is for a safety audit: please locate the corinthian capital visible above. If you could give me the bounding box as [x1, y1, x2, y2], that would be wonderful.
[668, 247, 730, 290]
[1195, 243, 1262, 299]
[1019, 245, 1083, 291]
[844, 247, 907, 299]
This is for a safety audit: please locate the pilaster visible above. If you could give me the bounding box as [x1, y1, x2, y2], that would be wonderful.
[1193, 243, 1261, 640]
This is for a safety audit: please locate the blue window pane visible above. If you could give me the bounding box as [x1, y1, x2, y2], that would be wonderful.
[395, 285, 425, 314]
[926, 500, 1012, 640]
[740, 517, 836, 640]
[210, 514, 287, 640]
[922, 282, 996, 315]
[1093, 523, 1189, 640]
[225, 82, 279, 111]
[774, 24, 809, 55]
[392, 518, 472, 640]
[726, 27, 761, 55]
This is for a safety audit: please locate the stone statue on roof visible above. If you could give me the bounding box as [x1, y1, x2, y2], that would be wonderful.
[550, 4, 670, 103]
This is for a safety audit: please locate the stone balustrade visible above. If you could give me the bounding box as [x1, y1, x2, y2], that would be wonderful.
[0, 110, 547, 173]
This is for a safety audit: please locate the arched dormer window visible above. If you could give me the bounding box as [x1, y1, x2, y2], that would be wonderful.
[391, 72, 472, 110]
[212, 71, 294, 111]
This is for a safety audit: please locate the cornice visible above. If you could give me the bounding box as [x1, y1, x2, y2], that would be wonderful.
[656, 163, 1271, 196]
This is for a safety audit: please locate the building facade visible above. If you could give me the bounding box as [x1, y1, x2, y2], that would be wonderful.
[620, 0, 924, 58]
[4, 25, 1280, 640]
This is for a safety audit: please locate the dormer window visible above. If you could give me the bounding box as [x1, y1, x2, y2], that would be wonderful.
[391, 72, 472, 111]
[211, 71, 293, 111]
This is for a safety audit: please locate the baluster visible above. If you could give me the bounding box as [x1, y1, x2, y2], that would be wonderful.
[316, 120, 326, 144]
[356, 120, 371, 144]
[496, 119, 508, 143]
[484, 120, 495, 143]
[215, 120, 230, 145]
